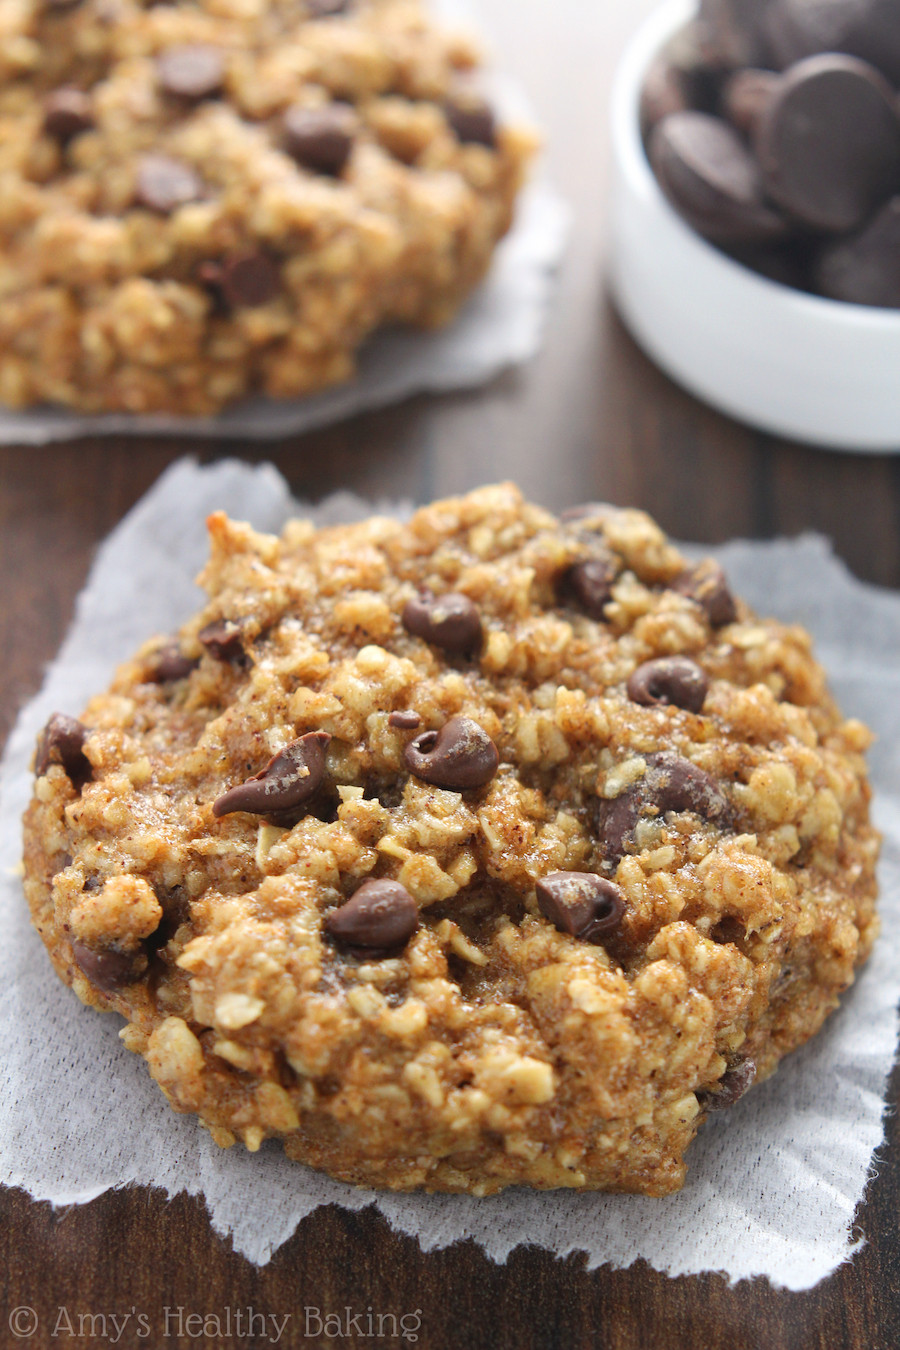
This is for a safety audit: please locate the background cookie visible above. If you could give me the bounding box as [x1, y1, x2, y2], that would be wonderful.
[22, 485, 879, 1195]
[0, 0, 535, 415]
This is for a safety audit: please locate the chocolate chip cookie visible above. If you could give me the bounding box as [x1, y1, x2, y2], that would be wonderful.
[22, 486, 880, 1195]
[0, 1, 535, 415]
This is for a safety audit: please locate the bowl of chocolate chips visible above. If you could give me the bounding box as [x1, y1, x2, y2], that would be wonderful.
[610, 0, 900, 451]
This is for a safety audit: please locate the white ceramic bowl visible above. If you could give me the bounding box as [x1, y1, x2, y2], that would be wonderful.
[609, 0, 900, 453]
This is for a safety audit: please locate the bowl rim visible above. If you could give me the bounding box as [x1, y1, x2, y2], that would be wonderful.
[610, 0, 900, 335]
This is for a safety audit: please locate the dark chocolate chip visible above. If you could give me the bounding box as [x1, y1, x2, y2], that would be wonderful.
[195, 260, 230, 316]
[445, 95, 496, 148]
[403, 715, 499, 792]
[556, 556, 618, 621]
[402, 590, 483, 658]
[71, 939, 141, 993]
[626, 656, 709, 714]
[536, 872, 625, 944]
[650, 111, 787, 244]
[157, 45, 224, 101]
[640, 21, 729, 141]
[672, 559, 737, 627]
[766, 0, 900, 88]
[699, 0, 775, 67]
[212, 731, 331, 818]
[135, 154, 204, 214]
[698, 1057, 756, 1110]
[283, 104, 356, 175]
[640, 57, 692, 137]
[721, 68, 779, 137]
[219, 251, 281, 308]
[35, 713, 91, 787]
[598, 751, 731, 862]
[325, 878, 419, 951]
[667, 18, 731, 104]
[815, 195, 900, 308]
[388, 710, 422, 730]
[43, 88, 94, 143]
[755, 54, 900, 234]
[307, 0, 350, 14]
[150, 641, 199, 683]
[198, 618, 247, 662]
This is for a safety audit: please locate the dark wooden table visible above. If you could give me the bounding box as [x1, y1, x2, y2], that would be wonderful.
[3, 3, 900, 1347]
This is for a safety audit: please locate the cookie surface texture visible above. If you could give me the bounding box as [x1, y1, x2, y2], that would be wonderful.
[23, 485, 880, 1195]
[0, 0, 534, 415]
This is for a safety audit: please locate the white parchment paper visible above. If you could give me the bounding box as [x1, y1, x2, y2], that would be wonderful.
[1, 459, 898, 1290]
[0, 182, 567, 446]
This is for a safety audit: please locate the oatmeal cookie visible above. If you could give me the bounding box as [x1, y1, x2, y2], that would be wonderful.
[0, 0, 535, 415]
[22, 485, 880, 1195]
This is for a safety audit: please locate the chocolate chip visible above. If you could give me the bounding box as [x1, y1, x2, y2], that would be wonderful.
[445, 95, 496, 148]
[402, 590, 483, 658]
[135, 154, 203, 214]
[45, 0, 85, 10]
[43, 88, 94, 144]
[71, 939, 141, 993]
[35, 713, 91, 787]
[212, 731, 331, 818]
[626, 657, 709, 713]
[325, 879, 419, 952]
[641, 20, 728, 138]
[307, 0, 350, 15]
[198, 618, 247, 662]
[698, 1057, 756, 1110]
[219, 252, 281, 308]
[196, 259, 225, 303]
[722, 68, 779, 137]
[672, 19, 730, 99]
[403, 715, 499, 792]
[640, 57, 692, 137]
[556, 556, 618, 621]
[283, 104, 356, 175]
[199, 252, 282, 311]
[815, 195, 900, 308]
[672, 559, 737, 627]
[388, 710, 422, 730]
[157, 45, 224, 101]
[598, 752, 731, 862]
[650, 111, 787, 244]
[755, 54, 900, 234]
[699, 0, 774, 67]
[766, 0, 900, 88]
[150, 641, 198, 683]
[536, 872, 625, 944]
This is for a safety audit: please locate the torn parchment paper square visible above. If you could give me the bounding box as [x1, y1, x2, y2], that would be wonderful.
[1, 459, 897, 1289]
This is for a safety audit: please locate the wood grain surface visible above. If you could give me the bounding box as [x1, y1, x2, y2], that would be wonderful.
[2, 2, 899, 1346]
